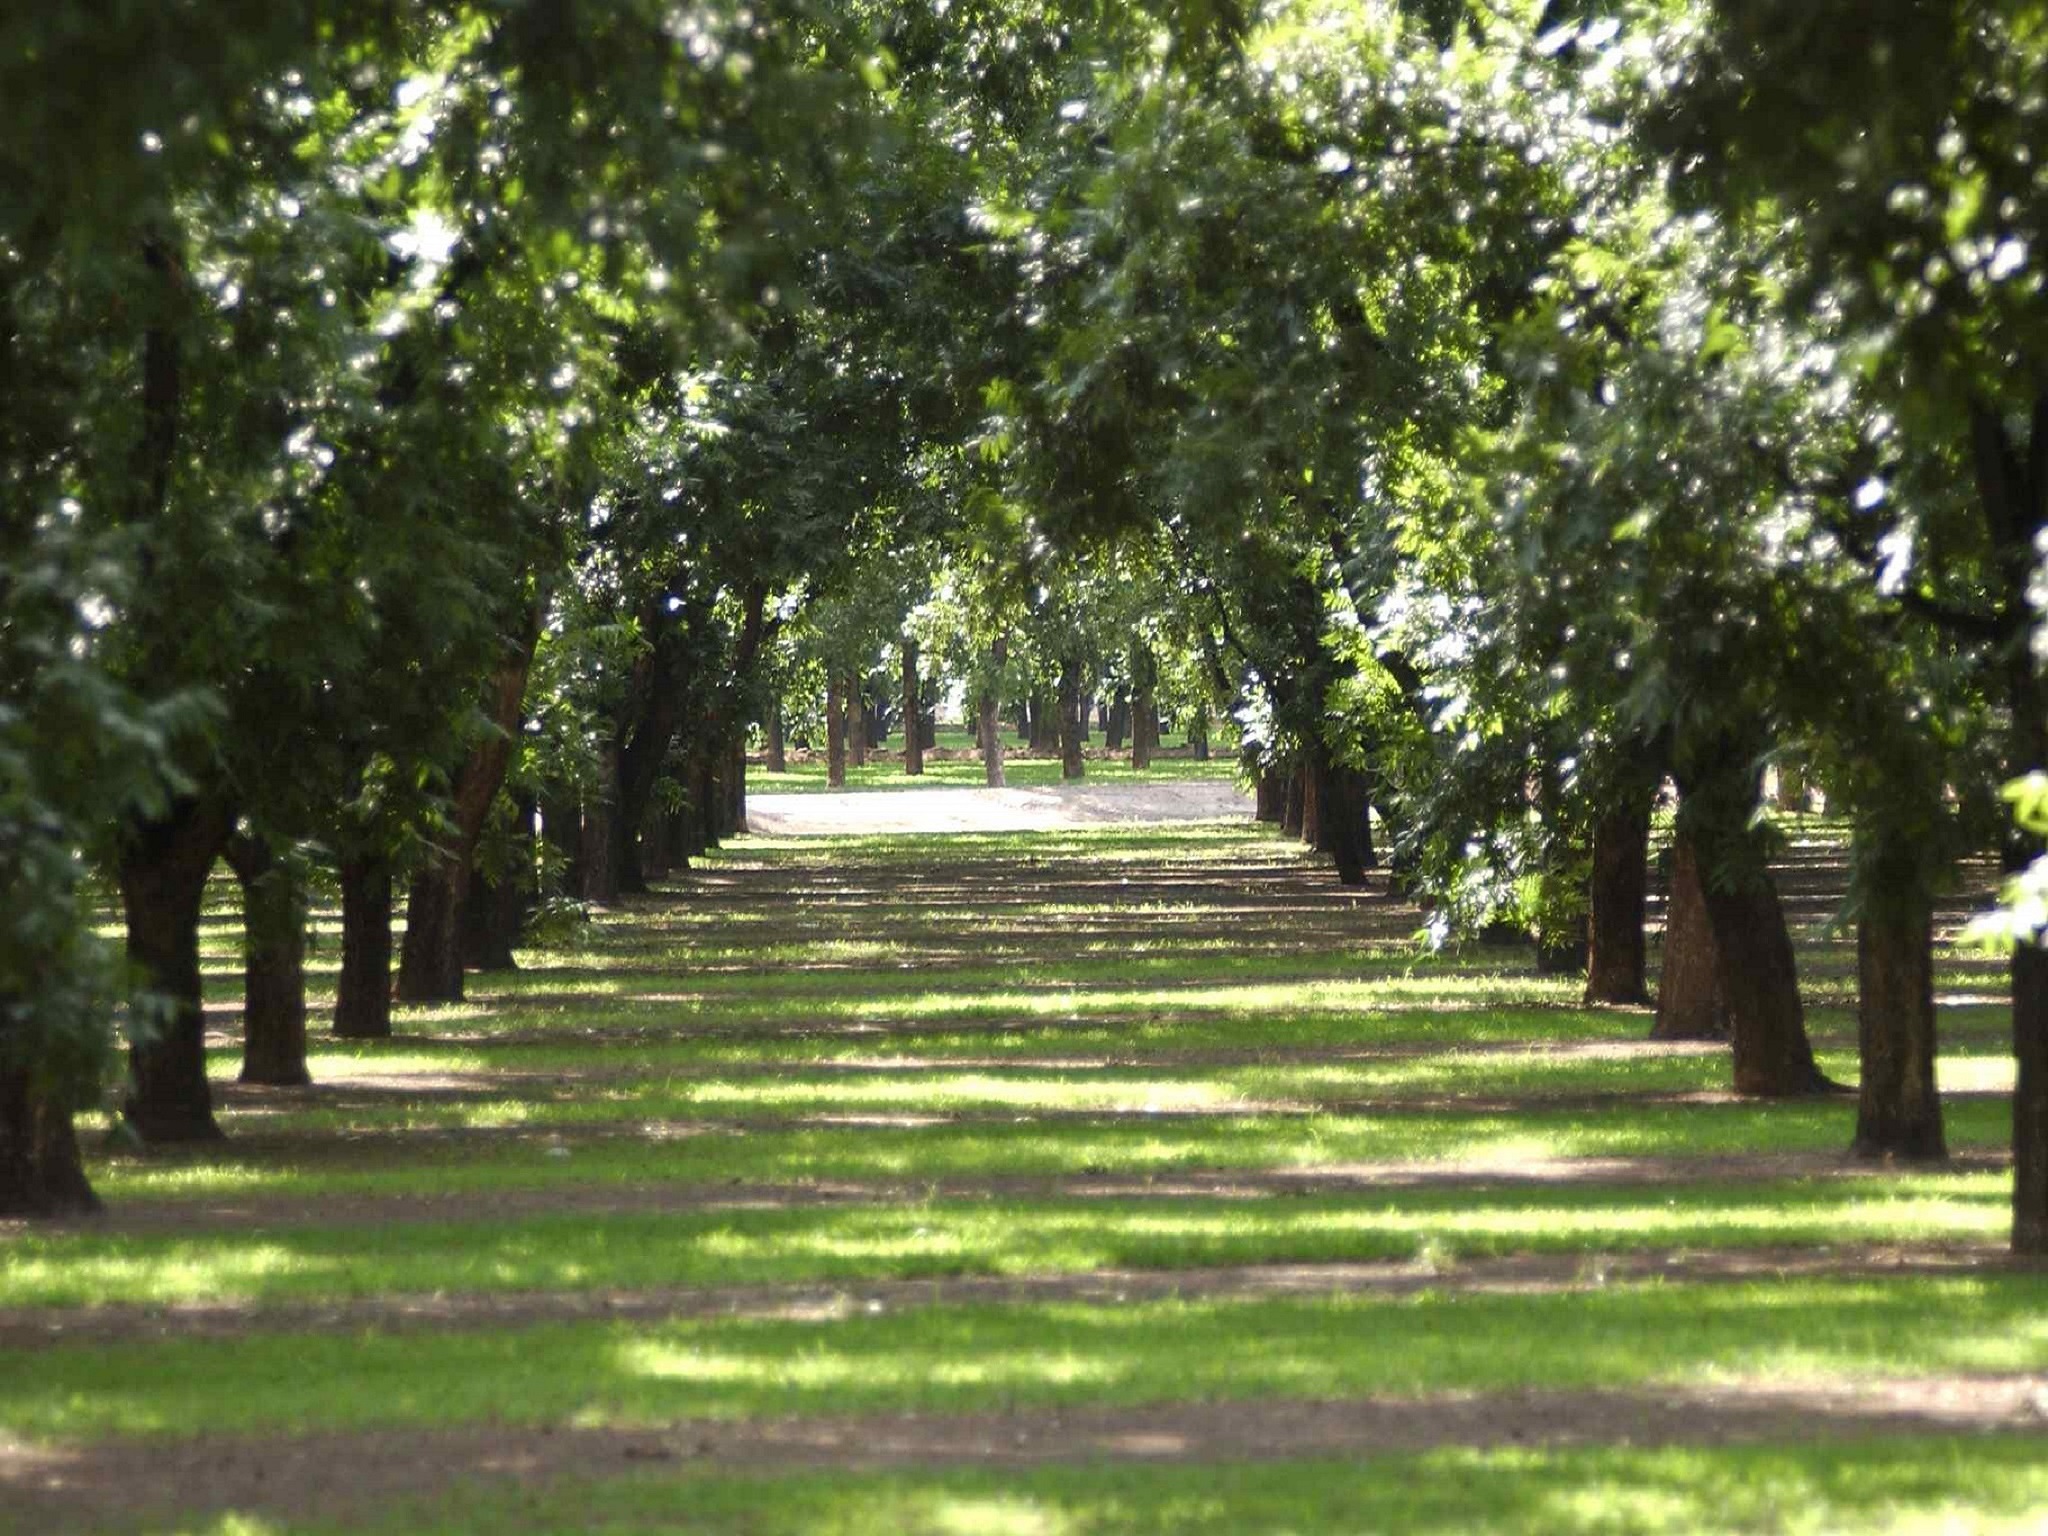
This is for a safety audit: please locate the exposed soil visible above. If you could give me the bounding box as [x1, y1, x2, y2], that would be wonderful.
[7, 1374, 2045, 1534]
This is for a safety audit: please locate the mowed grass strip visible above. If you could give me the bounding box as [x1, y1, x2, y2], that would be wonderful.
[6, 1274, 2048, 1440]
[0, 1173, 2010, 1310]
[82, 1094, 2018, 1205]
[202, 1437, 2048, 1536]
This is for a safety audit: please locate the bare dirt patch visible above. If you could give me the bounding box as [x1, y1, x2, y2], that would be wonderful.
[7, 1374, 2046, 1534]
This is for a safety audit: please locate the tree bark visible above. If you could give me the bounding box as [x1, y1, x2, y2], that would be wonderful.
[334, 854, 393, 1040]
[765, 703, 786, 773]
[463, 803, 528, 974]
[1315, 757, 1370, 887]
[1853, 874, 1945, 1160]
[1131, 652, 1156, 770]
[1281, 765, 1305, 839]
[728, 735, 748, 836]
[1189, 705, 1210, 762]
[118, 794, 233, 1142]
[226, 835, 310, 1088]
[826, 674, 847, 788]
[0, 1068, 98, 1217]
[1255, 770, 1284, 824]
[397, 617, 540, 1004]
[848, 675, 868, 768]
[1300, 761, 1323, 848]
[1586, 796, 1653, 1005]
[901, 639, 923, 776]
[1058, 656, 1085, 781]
[1652, 831, 1729, 1042]
[1105, 693, 1128, 751]
[979, 688, 1005, 786]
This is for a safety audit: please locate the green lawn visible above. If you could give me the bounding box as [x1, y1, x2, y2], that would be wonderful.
[15, 818, 2037, 1534]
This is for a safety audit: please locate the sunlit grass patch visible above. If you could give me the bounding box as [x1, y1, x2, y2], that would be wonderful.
[1, 1173, 2010, 1311]
[6, 1274, 2047, 1441]
[285, 1437, 2048, 1536]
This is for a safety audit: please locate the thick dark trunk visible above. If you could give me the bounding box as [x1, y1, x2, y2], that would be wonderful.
[226, 836, 310, 1088]
[1190, 705, 1210, 761]
[1282, 765, 1305, 839]
[335, 854, 393, 1040]
[0, 1068, 99, 1218]
[1698, 862, 1831, 1095]
[826, 675, 847, 788]
[1255, 770, 1285, 824]
[397, 620, 539, 1003]
[119, 795, 232, 1142]
[1106, 693, 1128, 752]
[1015, 699, 1031, 745]
[1853, 876, 1945, 1160]
[1317, 759, 1370, 887]
[1652, 831, 1729, 1042]
[1059, 657, 1085, 781]
[1586, 797, 1653, 1005]
[640, 804, 673, 883]
[766, 704, 786, 773]
[540, 792, 583, 897]
[727, 735, 747, 836]
[1029, 689, 1058, 754]
[901, 639, 923, 776]
[463, 858, 524, 972]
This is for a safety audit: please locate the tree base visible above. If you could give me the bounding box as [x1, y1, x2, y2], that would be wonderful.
[1848, 1129, 1949, 1163]
[121, 1101, 225, 1143]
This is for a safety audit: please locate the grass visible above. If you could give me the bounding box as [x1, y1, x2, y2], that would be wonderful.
[18, 815, 2036, 1533]
[210, 1438, 2048, 1536]
[9, 1273, 2048, 1440]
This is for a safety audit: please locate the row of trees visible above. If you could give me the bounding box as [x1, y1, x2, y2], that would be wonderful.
[6, 1, 2046, 1252]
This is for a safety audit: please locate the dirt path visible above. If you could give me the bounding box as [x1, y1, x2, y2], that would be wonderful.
[747, 780, 1255, 834]
[8, 1374, 2045, 1534]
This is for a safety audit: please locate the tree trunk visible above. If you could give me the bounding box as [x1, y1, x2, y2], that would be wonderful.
[1652, 831, 1728, 1041]
[226, 835, 310, 1088]
[1300, 759, 1323, 849]
[1281, 765, 1305, 839]
[463, 860, 524, 971]
[1316, 757, 1370, 887]
[1190, 705, 1210, 762]
[397, 621, 539, 1004]
[765, 703, 786, 773]
[1015, 699, 1031, 745]
[728, 735, 748, 836]
[849, 676, 869, 768]
[826, 674, 847, 788]
[1059, 656, 1085, 781]
[1106, 693, 1128, 751]
[540, 791, 583, 897]
[1853, 876, 1945, 1160]
[901, 639, 923, 776]
[1029, 688, 1058, 754]
[1696, 856, 1832, 1094]
[119, 795, 233, 1142]
[640, 804, 673, 883]
[1131, 662, 1155, 770]
[979, 688, 1005, 787]
[581, 740, 620, 904]
[1587, 797, 1653, 1006]
[0, 1068, 98, 1218]
[1255, 770, 1284, 824]
[694, 743, 722, 851]
[334, 854, 393, 1040]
